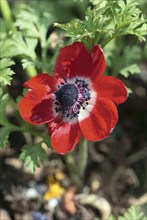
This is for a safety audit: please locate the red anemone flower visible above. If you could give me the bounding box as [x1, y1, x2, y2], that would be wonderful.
[18, 42, 128, 154]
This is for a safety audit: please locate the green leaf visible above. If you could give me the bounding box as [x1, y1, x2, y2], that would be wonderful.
[0, 39, 15, 58]
[19, 143, 47, 172]
[105, 42, 143, 77]
[0, 127, 10, 148]
[108, 206, 145, 220]
[56, 0, 146, 47]
[118, 206, 145, 220]
[12, 33, 37, 60]
[0, 94, 14, 148]
[0, 68, 14, 86]
[0, 58, 14, 70]
[0, 58, 15, 86]
[104, 40, 115, 66]
[54, 19, 85, 39]
[21, 59, 35, 69]
[13, 3, 55, 48]
[119, 64, 140, 77]
[108, 215, 116, 220]
[0, 94, 13, 127]
[127, 87, 133, 94]
[0, 94, 9, 121]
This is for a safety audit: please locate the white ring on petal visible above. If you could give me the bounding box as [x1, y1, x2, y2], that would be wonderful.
[53, 76, 97, 124]
[78, 89, 97, 122]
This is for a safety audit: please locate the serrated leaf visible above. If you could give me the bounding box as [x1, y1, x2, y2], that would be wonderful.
[118, 206, 145, 220]
[0, 58, 15, 70]
[0, 127, 10, 148]
[0, 67, 15, 86]
[119, 64, 140, 77]
[54, 19, 85, 40]
[21, 59, 35, 69]
[13, 3, 55, 49]
[19, 143, 47, 172]
[0, 39, 15, 58]
[0, 58, 15, 85]
[56, 0, 146, 47]
[108, 206, 146, 220]
[12, 33, 37, 60]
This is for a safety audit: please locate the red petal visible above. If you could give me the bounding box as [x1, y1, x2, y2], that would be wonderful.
[54, 42, 106, 82]
[49, 121, 82, 154]
[54, 42, 91, 79]
[18, 74, 57, 125]
[79, 98, 118, 141]
[90, 45, 106, 81]
[24, 74, 58, 97]
[94, 76, 128, 105]
[18, 92, 55, 125]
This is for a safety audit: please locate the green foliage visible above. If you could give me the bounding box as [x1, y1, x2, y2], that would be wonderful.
[108, 215, 116, 220]
[19, 143, 47, 172]
[0, 127, 10, 148]
[54, 0, 146, 82]
[12, 34, 37, 60]
[0, 23, 15, 85]
[13, 3, 55, 46]
[0, 94, 11, 148]
[0, 92, 49, 169]
[0, 2, 56, 86]
[0, 58, 15, 85]
[109, 206, 146, 220]
[55, 0, 146, 48]
[54, 19, 85, 39]
[121, 206, 146, 220]
[11, 3, 56, 72]
[120, 64, 140, 77]
[0, 94, 10, 126]
[104, 40, 143, 77]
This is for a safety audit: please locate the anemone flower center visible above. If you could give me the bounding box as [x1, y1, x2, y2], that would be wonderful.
[57, 84, 78, 106]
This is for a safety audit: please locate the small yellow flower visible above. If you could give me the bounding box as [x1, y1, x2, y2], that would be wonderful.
[43, 175, 65, 200]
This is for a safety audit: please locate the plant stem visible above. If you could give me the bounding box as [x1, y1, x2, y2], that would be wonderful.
[5, 122, 44, 138]
[25, 66, 37, 78]
[101, 36, 114, 48]
[77, 138, 88, 179]
[15, 126, 44, 138]
[0, 0, 14, 30]
[101, 33, 118, 48]
[64, 139, 88, 190]
[64, 153, 81, 187]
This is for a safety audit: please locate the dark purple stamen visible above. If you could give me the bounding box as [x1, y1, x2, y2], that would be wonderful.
[54, 78, 91, 119]
[57, 84, 78, 106]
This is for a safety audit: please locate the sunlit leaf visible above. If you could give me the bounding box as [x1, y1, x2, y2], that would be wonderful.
[0, 58, 15, 86]
[119, 64, 140, 77]
[19, 143, 47, 172]
[108, 206, 145, 220]
[56, 0, 146, 46]
[118, 206, 145, 220]
[0, 127, 10, 148]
